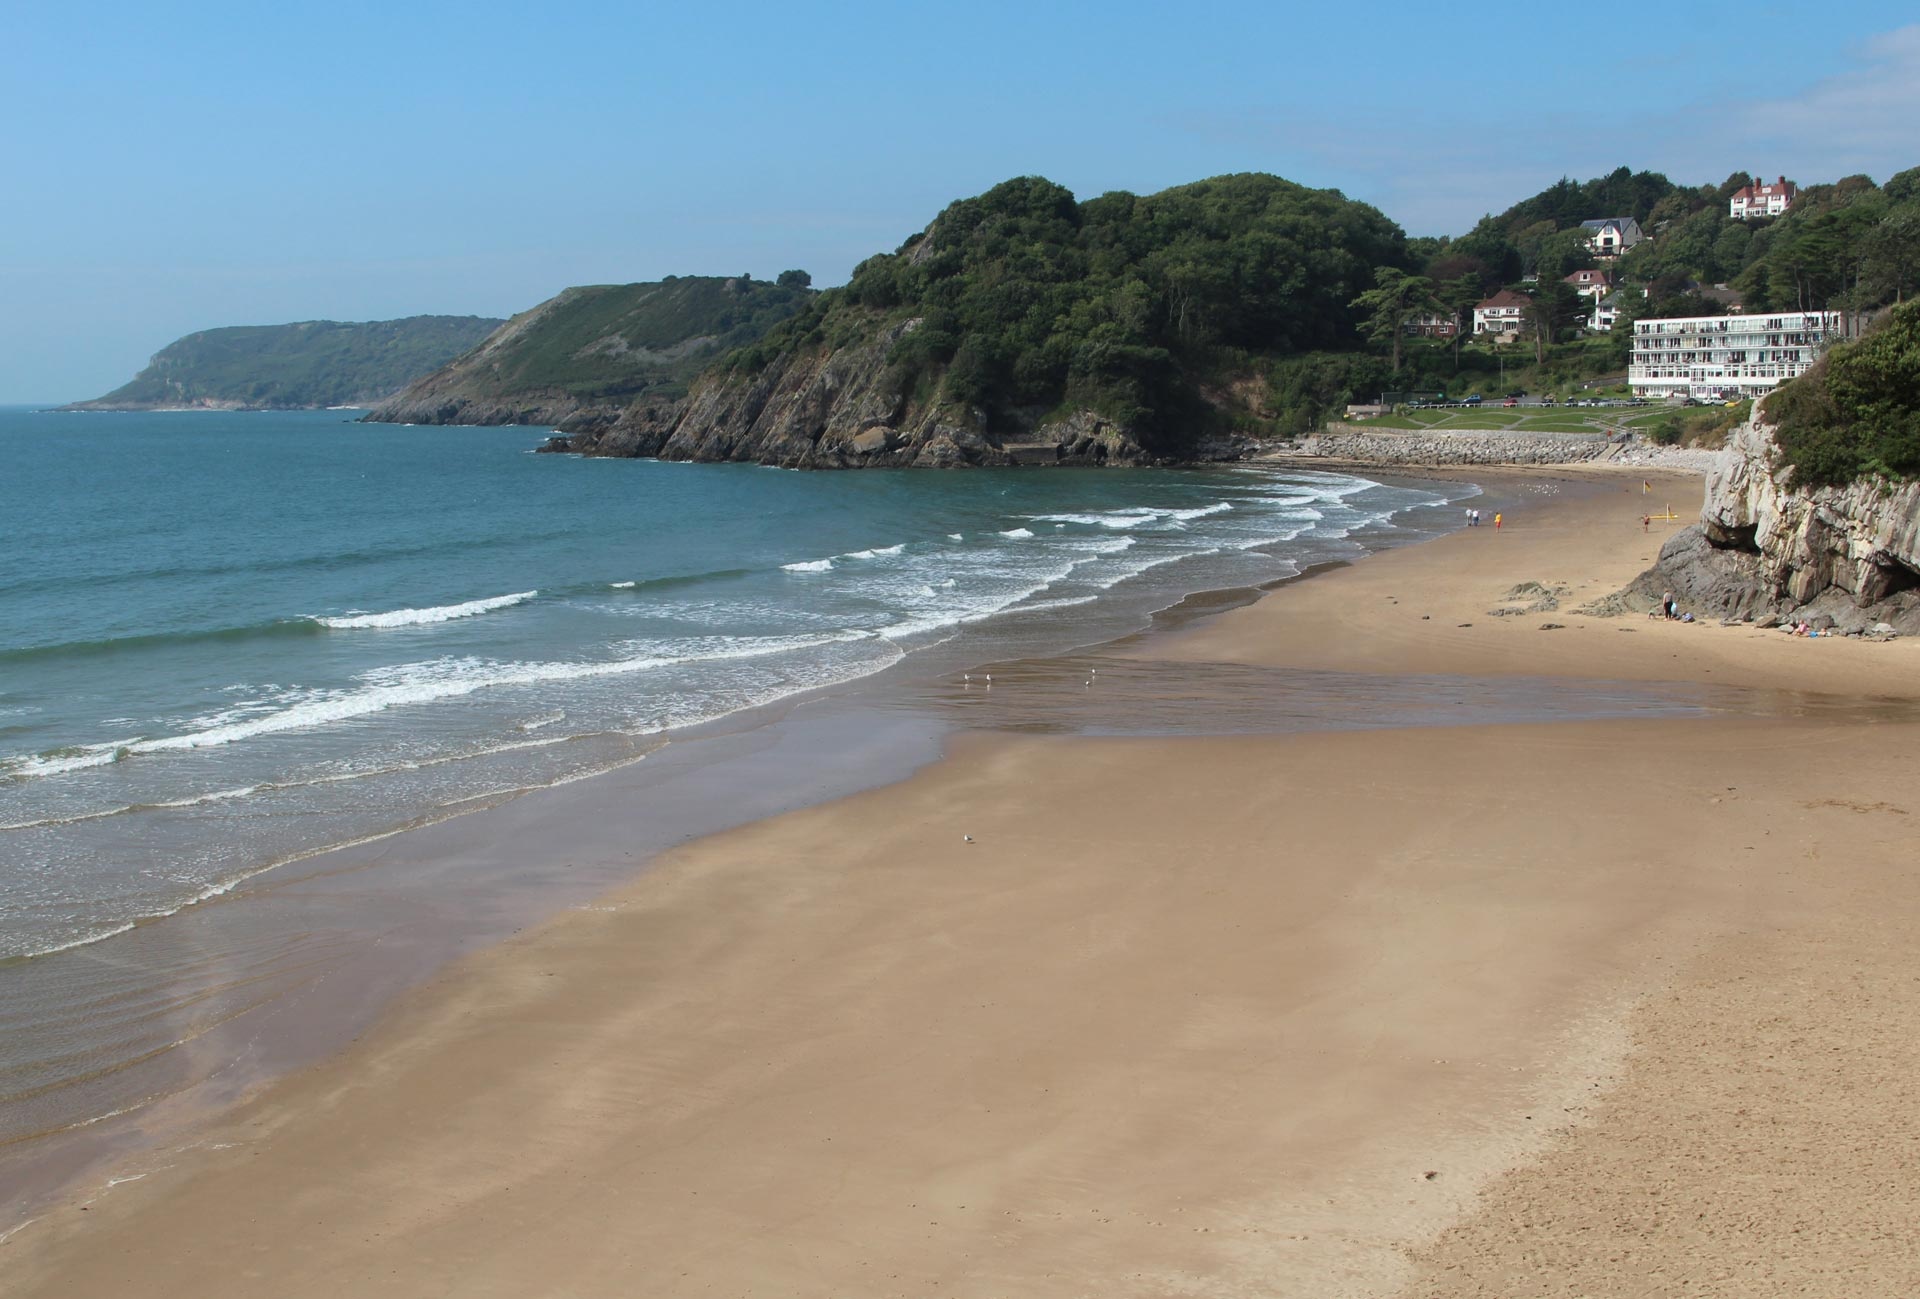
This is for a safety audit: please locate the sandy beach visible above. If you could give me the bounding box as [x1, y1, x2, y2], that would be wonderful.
[6, 465, 1918, 1297]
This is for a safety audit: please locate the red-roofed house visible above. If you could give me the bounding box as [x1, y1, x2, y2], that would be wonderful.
[1473, 290, 1530, 336]
[1563, 268, 1615, 300]
[1729, 177, 1796, 219]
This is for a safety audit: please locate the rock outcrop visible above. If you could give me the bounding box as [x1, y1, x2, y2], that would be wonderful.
[1631, 420, 1920, 633]
[552, 319, 1227, 469]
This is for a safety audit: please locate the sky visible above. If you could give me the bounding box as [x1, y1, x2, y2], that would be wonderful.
[3, 1, 1917, 403]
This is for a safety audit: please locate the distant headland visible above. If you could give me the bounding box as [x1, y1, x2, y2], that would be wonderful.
[64, 315, 505, 412]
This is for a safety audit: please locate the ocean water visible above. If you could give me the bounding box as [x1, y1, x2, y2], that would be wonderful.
[0, 405, 1493, 1199]
[0, 408, 1469, 967]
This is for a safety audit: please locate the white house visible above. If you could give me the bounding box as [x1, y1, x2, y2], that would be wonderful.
[1729, 177, 1796, 220]
[1629, 311, 1842, 399]
[1473, 290, 1530, 336]
[1402, 310, 1458, 337]
[1563, 268, 1614, 300]
[1589, 290, 1629, 333]
[1580, 217, 1644, 258]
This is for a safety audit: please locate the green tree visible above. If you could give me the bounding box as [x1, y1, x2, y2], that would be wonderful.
[1864, 205, 1920, 304]
[1534, 227, 1597, 283]
[776, 269, 813, 289]
[1884, 167, 1920, 205]
[1607, 289, 1651, 368]
[1765, 299, 1920, 485]
[1349, 267, 1440, 372]
[1437, 275, 1485, 370]
[1521, 282, 1582, 365]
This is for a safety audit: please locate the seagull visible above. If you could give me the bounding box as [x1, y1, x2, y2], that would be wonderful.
[963, 835, 973, 843]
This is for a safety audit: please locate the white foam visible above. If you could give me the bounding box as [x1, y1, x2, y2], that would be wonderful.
[999, 527, 1035, 539]
[782, 558, 834, 573]
[0, 785, 261, 831]
[947, 533, 963, 541]
[609, 580, 636, 589]
[842, 543, 906, 560]
[1025, 503, 1227, 530]
[310, 590, 536, 630]
[5, 740, 135, 780]
[14, 635, 867, 774]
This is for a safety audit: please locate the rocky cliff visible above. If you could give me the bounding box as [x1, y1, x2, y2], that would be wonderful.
[1633, 419, 1920, 633]
[554, 318, 1247, 468]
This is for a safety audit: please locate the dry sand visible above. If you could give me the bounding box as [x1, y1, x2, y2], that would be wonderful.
[6, 466, 1918, 1297]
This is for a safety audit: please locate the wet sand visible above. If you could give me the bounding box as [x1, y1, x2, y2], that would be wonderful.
[6, 466, 1919, 1297]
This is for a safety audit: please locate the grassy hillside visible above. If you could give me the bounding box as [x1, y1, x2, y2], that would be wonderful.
[378, 276, 815, 417]
[70, 316, 505, 409]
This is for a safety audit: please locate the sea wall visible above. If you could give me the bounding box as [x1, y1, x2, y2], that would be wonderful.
[1296, 429, 1612, 466]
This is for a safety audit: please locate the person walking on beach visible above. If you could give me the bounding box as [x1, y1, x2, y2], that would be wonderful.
[1493, 512, 1502, 531]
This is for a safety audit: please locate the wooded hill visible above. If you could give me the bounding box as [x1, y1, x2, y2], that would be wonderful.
[720, 173, 1408, 445]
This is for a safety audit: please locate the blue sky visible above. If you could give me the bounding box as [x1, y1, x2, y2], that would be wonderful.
[3, 1, 1916, 402]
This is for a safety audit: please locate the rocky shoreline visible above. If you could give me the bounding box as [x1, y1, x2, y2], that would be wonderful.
[1291, 428, 1615, 466]
[1623, 420, 1918, 634]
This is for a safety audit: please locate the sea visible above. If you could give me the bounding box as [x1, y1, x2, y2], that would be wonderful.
[0, 405, 1483, 1206]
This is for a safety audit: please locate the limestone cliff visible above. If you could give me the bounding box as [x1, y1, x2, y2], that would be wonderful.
[1635, 420, 1920, 633]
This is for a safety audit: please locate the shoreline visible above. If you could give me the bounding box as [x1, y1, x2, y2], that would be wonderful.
[7, 462, 1919, 1295]
[0, 464, 1469, 1221]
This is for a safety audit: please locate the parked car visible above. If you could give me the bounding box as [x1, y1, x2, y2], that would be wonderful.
[1505, 390, 1526, 399]
[1501, 397, 1518, 407]
[1464, 394, 1483, 405]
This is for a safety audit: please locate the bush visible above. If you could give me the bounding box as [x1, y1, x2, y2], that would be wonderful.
[1764, 301, 1920, 486]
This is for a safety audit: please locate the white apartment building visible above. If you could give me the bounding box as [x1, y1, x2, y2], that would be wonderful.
[1629, 311, 1842, 399]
